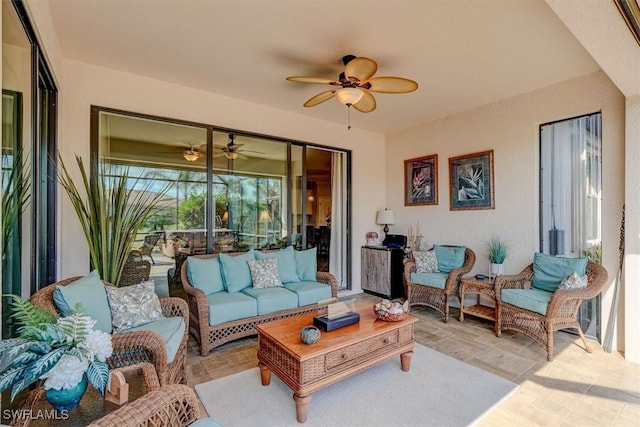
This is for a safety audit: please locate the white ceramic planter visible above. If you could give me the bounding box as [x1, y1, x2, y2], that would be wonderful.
[489, 263, 504, 278]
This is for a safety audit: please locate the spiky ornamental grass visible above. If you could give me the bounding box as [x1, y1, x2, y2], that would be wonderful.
[487, 236, 510, 264]
[2, 149, 30, 254]
[0, 296, 112, 401]
[58, 154, 172, 285]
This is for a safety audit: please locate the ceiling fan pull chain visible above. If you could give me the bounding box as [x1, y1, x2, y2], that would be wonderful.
[347, 104, 352, 130]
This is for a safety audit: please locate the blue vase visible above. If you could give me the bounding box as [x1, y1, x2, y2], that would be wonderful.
[45, 374, 88, 412]
[300, 326, 321, 345]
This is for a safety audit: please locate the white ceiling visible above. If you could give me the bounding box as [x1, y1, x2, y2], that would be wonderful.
[48, 0, 601, 134]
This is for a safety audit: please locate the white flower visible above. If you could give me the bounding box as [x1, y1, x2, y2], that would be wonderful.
[41, 354, 89, 390]
[81, 329, 113, 362]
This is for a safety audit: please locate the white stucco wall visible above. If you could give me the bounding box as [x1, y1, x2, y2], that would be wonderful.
[58, 59, 386, 295]
[385, 71, 625, 347]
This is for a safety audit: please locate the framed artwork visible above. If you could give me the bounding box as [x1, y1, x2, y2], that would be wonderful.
[448, 150, 494, 211]
[404, 154, 438, 206]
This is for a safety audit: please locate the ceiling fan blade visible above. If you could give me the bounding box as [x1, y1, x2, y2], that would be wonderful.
[303, 90, 336, 107]
[286, 76, 335, 85]
[344, 57, 377, 82]
[352, 90, 376, 113]
[367, 77, 418, 94]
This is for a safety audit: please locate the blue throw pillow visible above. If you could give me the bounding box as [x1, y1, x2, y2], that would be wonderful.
[255, 246, 299, 283]
[531, 252, 588, 293]
[433, 245, 466, 273]
[219, 250, 255, 293]
[53, 270, 113, 333]
[187, 256, 225, 295]
[295, 247, 317, 281]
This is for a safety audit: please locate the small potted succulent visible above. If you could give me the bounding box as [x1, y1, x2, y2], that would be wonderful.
[487, 236, 509, 278]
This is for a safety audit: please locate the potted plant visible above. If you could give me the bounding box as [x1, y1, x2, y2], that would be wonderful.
[487, 236, 509, 278]
[0, 296, 113, 410]
[57, 154, 172, 285]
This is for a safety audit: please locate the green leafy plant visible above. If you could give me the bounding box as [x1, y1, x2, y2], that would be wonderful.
[57, 154, 172, 285]
[487, 236, 509, 264]
[2, 150, 31, 254]
[0, 296, 112, 401]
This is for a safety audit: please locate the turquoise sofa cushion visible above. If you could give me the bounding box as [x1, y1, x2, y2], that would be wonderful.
[124, 316, 185, 363]
[410, 272, 449, 289]
[284, 281, 332, 306]
[219, 250, 255, 293]
[242, 287, 298, 315]
[531, 252, 588, 293]
[206, 291, 258, 326]
[255, 246, 299, 283]
[53, 270, 113, 333]
[187, 256, 224, 295]
[295, 247, 317, 281]
[501, 288, 553, 316]
[434, 245, 466, 273]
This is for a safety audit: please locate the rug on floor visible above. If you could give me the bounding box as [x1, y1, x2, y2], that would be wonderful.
[194, 343, 518, 427]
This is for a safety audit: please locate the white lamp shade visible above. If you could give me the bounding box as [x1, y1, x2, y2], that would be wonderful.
[376, 209, 395, 225]
[225, 151, 239, 160]
[259, 209, 271, 222]
[335, 87, 364, 106]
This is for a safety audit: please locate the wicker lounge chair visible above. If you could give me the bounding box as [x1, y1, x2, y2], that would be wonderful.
[30, 277, 189, 385]
[404, 246, 475, 322]
[119, 254, 151, 287]
[133, 234, 161, 265]
[495, 260, 609, 361]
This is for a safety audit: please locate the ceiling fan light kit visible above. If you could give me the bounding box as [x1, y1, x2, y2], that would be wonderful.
[286, 54, 418, 130]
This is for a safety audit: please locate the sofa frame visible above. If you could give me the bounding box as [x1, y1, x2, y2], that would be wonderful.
[181, 252, 338, 356]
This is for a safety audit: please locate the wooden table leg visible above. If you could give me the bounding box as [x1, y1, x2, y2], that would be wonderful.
[400, 350, 413, 372]
[293, 393, 311, 423]
[258, 362, 271, 386]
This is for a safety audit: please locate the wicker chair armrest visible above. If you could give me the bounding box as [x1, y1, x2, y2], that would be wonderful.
[403, 260, 417, 283]
[181, 274, 210, 323]
[160, 296, 189, 322]
[494, 265, 534, 301]
[546, 261, 609, 316]
[88, 384, 202, 427]
[110, 329, 168, 374]
[316, 271, 338, 298]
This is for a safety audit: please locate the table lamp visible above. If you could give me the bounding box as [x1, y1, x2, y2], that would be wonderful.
[376, 209, 395, 237]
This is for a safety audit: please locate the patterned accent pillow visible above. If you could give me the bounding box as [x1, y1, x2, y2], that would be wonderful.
[558, 271, 588, 290]
[414, 250, 439, 273]
[105, 281, 165, 333]
[248, 258, 282, 289]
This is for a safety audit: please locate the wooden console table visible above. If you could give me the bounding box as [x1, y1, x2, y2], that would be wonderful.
[11, 363, 159, 427]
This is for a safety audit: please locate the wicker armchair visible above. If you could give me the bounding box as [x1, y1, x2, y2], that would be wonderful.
[30, 277, 189, 385]
[404, 246, 475, 322]
[120, 255, 151, 287]
[133, 234, 161, 265]
[89, 384, 208, 427]
[495, 261, 609, 361]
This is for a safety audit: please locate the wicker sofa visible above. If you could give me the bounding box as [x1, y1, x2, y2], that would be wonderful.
[181, 248, 338, 355]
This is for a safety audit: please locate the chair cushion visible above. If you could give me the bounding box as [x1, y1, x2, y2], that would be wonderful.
[187, 257, 224, 295]
[284, 281, 332, 306]
[206, 291, 258, 326]
[53, 270, 113, 333]
[255, 246, 299, 283]
[295, 247, 317, 281]
[219, 250, 256, 293]
[105, 281, 165, 333]
[248, 258, 282, 289]
[410, 272, 449, 289]
[413, 250, 439, 273]
[190, 418, 224, 427]
[501, 288, 553, 316]
[434, 245, 466, 273]
[241, 287, 298, 315]
[123, 316, 185, 364]
[531, 252, 588, 293]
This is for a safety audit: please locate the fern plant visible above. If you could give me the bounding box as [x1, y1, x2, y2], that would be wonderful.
[0, 296, 112, 401]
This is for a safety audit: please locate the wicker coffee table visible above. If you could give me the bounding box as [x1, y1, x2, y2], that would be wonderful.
[256, 301, 416, 423]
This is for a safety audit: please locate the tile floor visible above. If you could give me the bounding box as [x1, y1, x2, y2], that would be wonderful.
[184, 293, 640, 426]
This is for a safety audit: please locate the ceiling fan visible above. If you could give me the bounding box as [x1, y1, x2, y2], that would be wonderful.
[214, 134, 264, 160]
[286, 55, 418, 129]
[182, 145, 204, 162]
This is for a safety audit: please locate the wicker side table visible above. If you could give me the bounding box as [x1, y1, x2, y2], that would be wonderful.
[11, 363, 160, 427]
[459, 276, 496, 331]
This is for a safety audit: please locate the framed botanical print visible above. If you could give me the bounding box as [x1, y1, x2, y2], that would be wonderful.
[449, 150, 494, 211]
[404, 154, 438, 206]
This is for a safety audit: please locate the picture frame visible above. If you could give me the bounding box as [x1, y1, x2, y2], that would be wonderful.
[404, 154, 438, 206]
[448, 150, 494, 211]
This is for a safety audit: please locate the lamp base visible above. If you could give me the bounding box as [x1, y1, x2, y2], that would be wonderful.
[383, 224, 389, 235]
